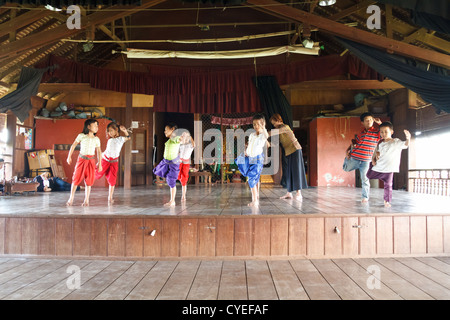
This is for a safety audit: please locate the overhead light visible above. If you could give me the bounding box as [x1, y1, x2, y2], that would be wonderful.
[302, 38, 314, 49]
[199, 25, 210, 31]
[83, 42, 94, 52]
[45, 4, 63, 11]
[319, 0, 336, 6]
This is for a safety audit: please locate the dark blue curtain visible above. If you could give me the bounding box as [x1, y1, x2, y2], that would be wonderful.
[0, 67, 48, 122]
[254, 76, 294, 188]
[335, 37, 450, 114]
[254, 76, 293, 128]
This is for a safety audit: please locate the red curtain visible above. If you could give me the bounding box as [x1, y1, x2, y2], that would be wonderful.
[36, 54, 383, 113]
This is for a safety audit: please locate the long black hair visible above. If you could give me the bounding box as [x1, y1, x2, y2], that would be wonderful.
[252, 113, 266, 126]
[82, 119, 99, 135]
[166, 122, 178, 130]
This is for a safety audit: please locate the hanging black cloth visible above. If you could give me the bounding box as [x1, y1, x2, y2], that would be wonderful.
[254, 76, 293, 128]
[0, 67, 49, 122]
[376, 0, 450, 35]
[254, 76, 294, 188]
[335, 37, 450, 114]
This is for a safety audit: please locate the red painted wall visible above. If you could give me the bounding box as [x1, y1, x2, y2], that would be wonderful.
[309, 117, 363, 187]
[35, 118, 109, 187]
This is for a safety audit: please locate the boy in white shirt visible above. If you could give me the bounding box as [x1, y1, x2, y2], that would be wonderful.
[236, 114, 269, 207]
[366, 121, 411, 207]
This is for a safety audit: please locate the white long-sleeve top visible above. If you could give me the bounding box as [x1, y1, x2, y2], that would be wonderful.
[103, 136, 127, 159]
[246, 132, 267, 157]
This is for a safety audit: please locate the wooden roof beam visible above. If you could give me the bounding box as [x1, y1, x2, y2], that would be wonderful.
[0, 0, 167, 60]
[246, 0, 450, 69]
[0, 9, 50, 39]
[280, 79, 403, 91]
[327, 0, 377, 21]
[8, 82, 94, 92]
[337, 6, 450, 54]
[49, 10, 127, 51]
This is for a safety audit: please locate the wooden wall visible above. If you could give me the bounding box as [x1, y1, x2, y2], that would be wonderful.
[0, 214, 449, 259]
[309, 117, 363, 187]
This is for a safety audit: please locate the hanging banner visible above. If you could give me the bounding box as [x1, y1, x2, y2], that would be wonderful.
[211, 116, 254, 126]
[123, 45, 320, 60]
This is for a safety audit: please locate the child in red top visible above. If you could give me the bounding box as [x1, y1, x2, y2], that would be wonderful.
[343, 112, 381, 203]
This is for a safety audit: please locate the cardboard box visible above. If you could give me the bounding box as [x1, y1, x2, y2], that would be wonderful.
[27, 149, 55, 170]
[30, 168, 51, 178]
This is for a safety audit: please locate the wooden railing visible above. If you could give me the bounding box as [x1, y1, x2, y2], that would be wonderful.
[409, 169, 450, 196]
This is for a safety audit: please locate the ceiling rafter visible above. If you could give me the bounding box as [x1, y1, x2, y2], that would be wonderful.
[0, 0, 167, 60]
[246, 0, 450, 68]
[327, 0, 377, 21]
[317, 1, 450, 54]
[49, 10, 128, 51]
[0, 9, 50, 39]
[341, 4, 450, 54]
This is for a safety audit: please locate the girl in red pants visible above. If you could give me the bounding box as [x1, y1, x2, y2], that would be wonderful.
[95, 122, 131, 203]
[66, 119, 102, 206]
[177, 131, 195, 202]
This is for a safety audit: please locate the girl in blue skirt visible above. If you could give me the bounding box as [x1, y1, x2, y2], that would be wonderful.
[236, 114, 269, 207]
[153, 123, 186, 207]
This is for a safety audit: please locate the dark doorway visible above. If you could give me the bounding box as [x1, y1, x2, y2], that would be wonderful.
[154, 112, 194, 165]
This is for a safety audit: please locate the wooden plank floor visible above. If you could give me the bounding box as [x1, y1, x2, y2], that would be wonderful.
[0, 257, 449, 300]
[1, 184, 450, 217]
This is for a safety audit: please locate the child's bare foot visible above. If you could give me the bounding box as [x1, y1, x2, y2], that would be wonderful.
[384, 201, 391, 208]
[280, 193, 292, 199]
[108, 198, 114, 204]
[181, 197, 186, 202]
[164, 200, 175, 207]
[294, 193, 303, 201]
[361, 198, 369, 204]
[66, 200, 73, 207]
[248, 201, 259, 207]
[81, 201, 89, 207]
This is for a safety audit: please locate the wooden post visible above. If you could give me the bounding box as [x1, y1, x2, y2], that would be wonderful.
[124, 93, 132, 189]
[194, 113, 202, 185]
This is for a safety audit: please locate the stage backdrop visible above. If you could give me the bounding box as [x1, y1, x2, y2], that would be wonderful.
[36, 54, 383, 114]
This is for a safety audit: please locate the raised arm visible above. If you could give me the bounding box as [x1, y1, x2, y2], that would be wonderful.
[269, 125, 291, 137]
[404, 130, 411, 147]
[120, 125, 131, 141]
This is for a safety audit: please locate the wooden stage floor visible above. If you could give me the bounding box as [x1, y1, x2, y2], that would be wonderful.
[1, 184, 450, 217]
[1, 184, 449, 260]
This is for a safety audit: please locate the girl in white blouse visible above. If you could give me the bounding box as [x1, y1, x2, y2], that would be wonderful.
[95, 122, 130, 203]
[66, 119, 102, 206]
[177, 131, 195, 202]
[236, 114, 269, 207]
